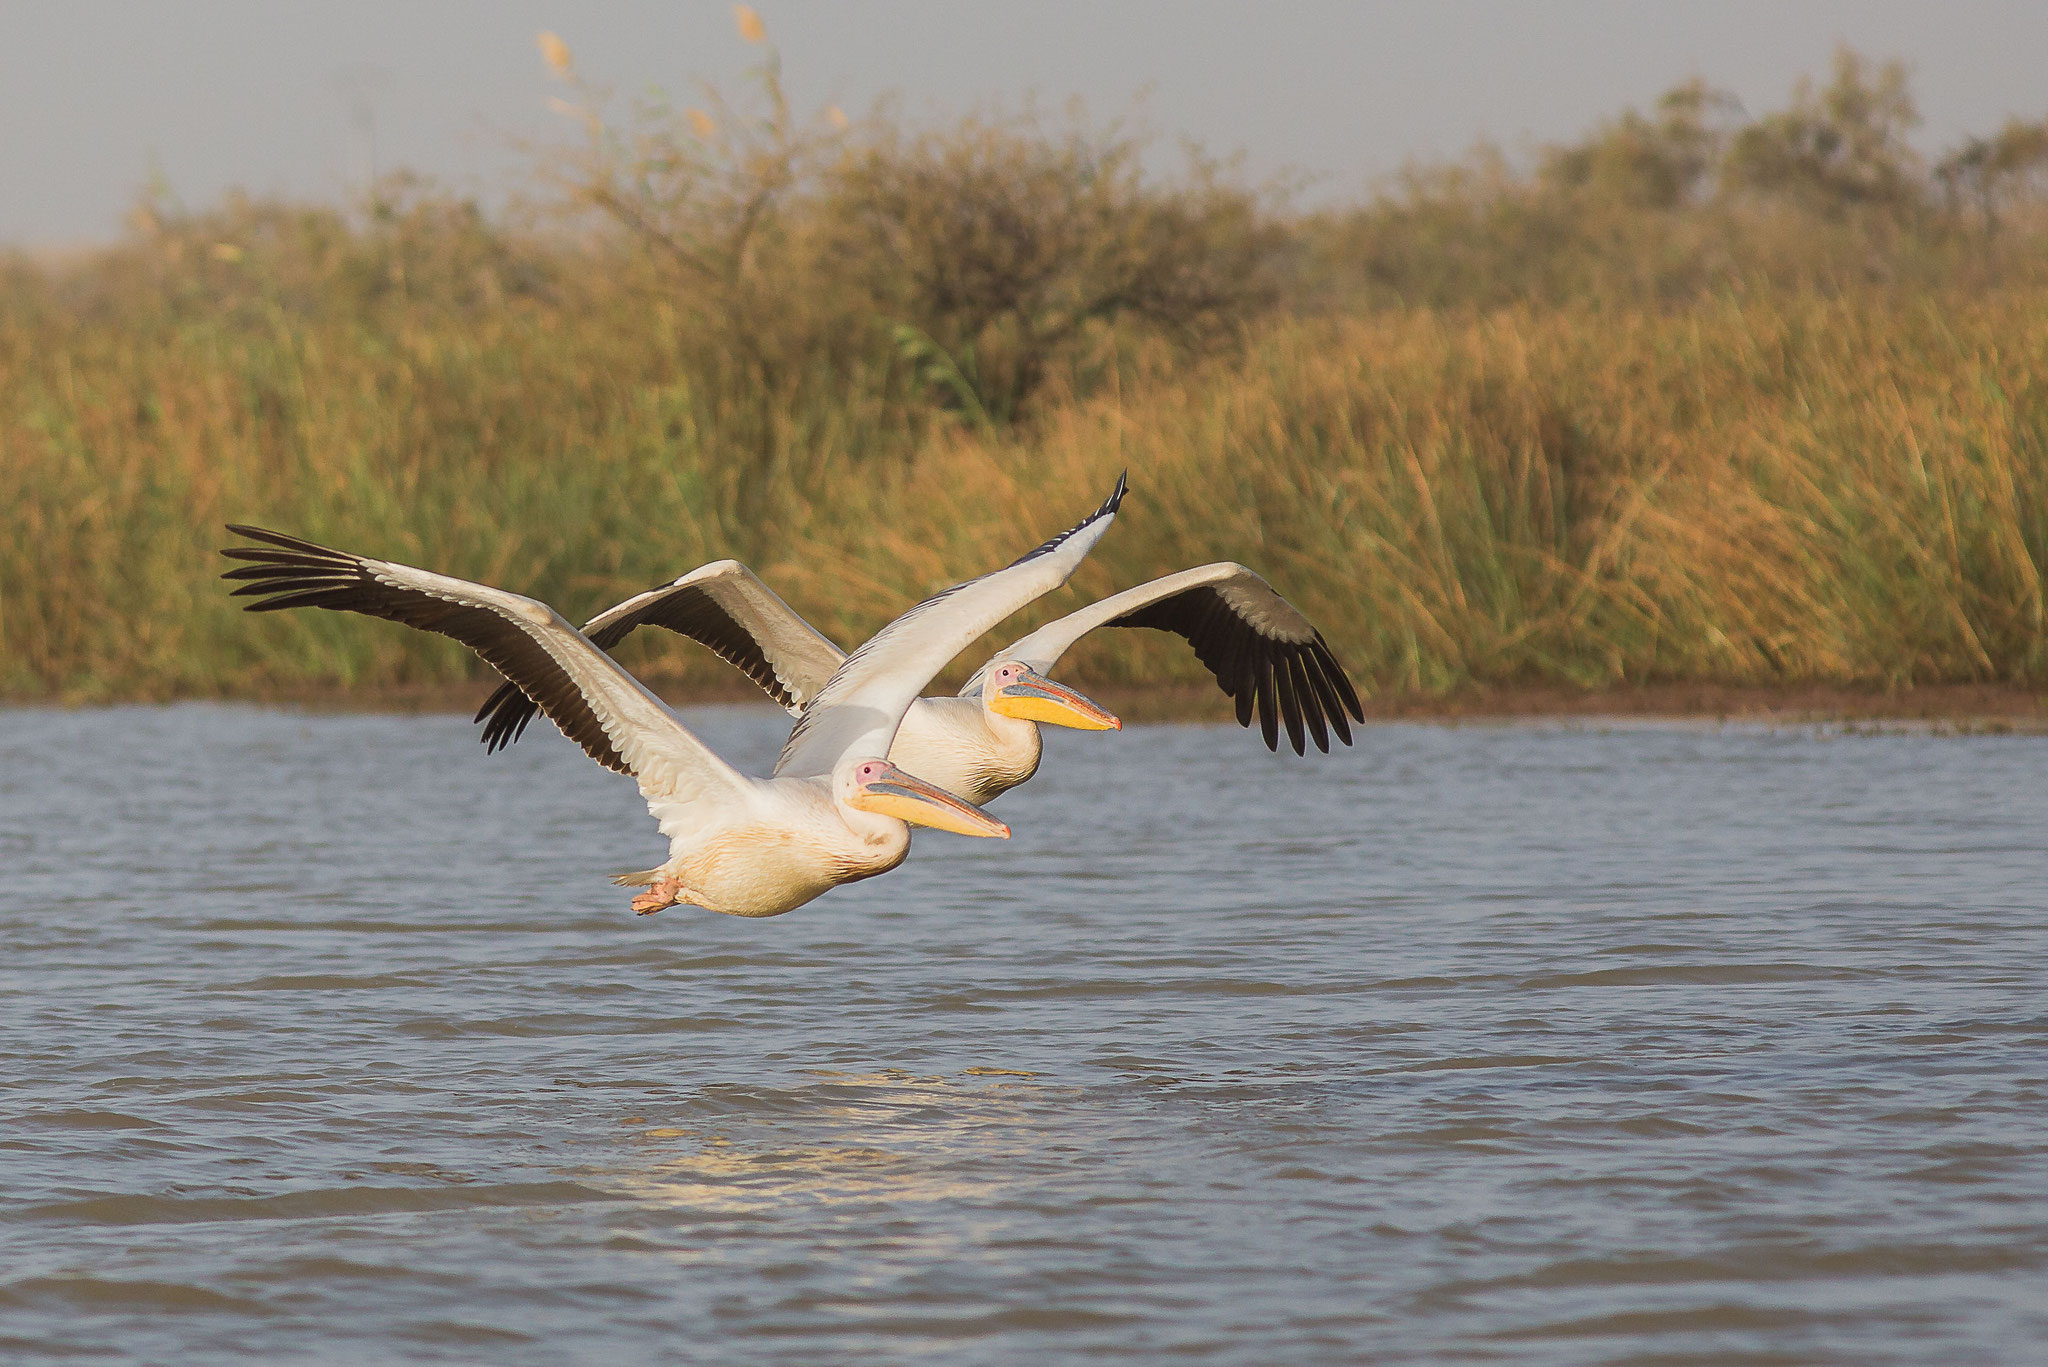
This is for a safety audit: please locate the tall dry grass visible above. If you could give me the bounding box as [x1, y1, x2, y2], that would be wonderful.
[4, 268, 2045, 704]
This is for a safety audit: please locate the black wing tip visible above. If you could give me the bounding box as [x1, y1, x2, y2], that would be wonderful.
[1101, 468, 1129, 518]
[1312, 634, 1367, 723]
[1108, 575, 1365, 755]
[219, 526, 354, 609]
[223, 522, 301, 548]
[221, 524, 347, 564]
[1002, 469, 1133, 570]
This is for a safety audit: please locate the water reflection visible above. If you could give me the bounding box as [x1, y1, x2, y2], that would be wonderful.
[605, 1071, 1069, 1216]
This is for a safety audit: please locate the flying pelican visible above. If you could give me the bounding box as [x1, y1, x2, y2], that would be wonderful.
[218, 477, 1127, 917]
[474, 556, 1364, 807]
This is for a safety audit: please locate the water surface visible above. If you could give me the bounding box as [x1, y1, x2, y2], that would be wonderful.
[3, 704, 2046, 1363]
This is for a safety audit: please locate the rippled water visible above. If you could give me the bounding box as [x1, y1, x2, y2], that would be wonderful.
[4, 703, 2047, 1363]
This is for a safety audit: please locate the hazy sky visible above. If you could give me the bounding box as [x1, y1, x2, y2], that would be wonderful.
[5, 1, 2046, 246]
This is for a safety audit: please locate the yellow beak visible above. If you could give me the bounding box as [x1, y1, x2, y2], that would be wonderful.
[850, 762, 1011, 838]
[988, 668, 1122, 731]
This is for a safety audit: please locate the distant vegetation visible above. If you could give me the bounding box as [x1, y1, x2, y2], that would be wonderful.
[5, 15, 2048, 707]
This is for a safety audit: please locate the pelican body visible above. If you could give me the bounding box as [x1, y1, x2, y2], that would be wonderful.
[220, 476, 1128, 916]
[617, 755, 997, 917]
[880, 662, 1113, 804]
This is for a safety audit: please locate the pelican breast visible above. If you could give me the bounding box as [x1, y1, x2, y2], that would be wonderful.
[889, 696, 1042, 808]
[663, 816, 910, 918]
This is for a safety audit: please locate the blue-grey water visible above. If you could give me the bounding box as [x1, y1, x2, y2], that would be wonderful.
[3, 703, 2046, 1364]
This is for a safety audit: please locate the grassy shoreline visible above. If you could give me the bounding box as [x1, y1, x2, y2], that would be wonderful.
[10, 290, 2048, 706]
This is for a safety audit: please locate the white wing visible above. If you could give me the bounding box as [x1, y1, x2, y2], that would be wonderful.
[959, 562, 1366, 755]
[773, 473, 1129, 779]
[475, 559, 846, 749]
[222, 526, 752, 821]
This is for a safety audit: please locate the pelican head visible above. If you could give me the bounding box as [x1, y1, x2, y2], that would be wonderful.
[840, 758, 1011, 838]
[981, 661, 1121, 731]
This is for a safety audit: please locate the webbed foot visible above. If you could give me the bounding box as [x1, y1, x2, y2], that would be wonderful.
[631, 877, 684, 915]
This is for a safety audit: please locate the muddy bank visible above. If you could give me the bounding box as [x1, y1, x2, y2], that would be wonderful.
[21, 678, 2046, 731]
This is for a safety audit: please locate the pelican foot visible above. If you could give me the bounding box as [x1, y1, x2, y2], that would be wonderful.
[631, 877, 684, 915]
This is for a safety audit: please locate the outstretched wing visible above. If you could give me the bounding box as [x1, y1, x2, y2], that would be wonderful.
[475, 559, 846, 752]
[220, 526, 751, 815]
[960, 562, 1365, 755]
[773, 472, 1129, 779]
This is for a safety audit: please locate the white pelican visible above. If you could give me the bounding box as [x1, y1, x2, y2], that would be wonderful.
[218, 477, 1127, 917]
[474, 557, 1364, 807]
